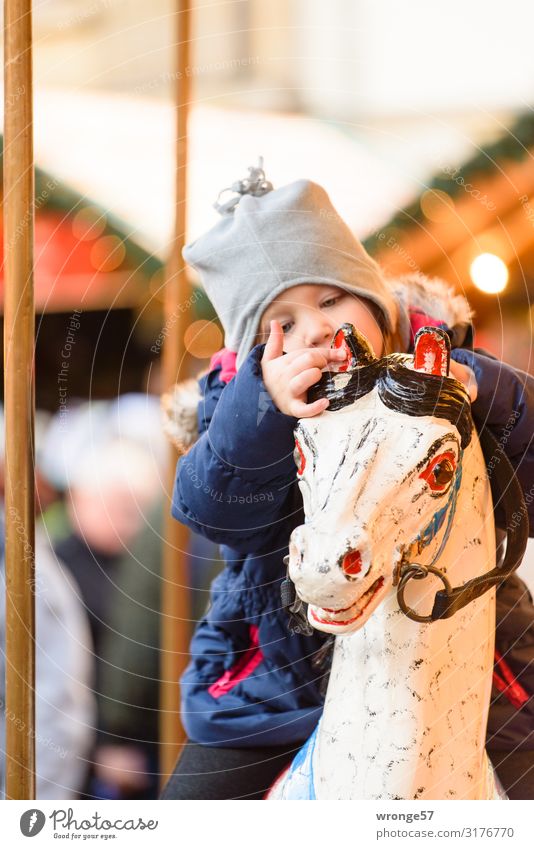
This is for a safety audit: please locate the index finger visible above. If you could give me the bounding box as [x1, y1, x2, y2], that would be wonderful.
[290, 397, 330, 418]
[284, 346, 346, 365]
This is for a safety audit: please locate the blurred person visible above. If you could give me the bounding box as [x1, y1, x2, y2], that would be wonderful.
[95, 501, 163, 800]
[38, 395, 166, 548]
[0, 407, 96, 799]
[0, 526, 96, 799]
[39, 395, 166, 498]
[54, 437, 161, 798]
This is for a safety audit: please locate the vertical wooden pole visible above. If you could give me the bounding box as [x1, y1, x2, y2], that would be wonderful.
[3, 0, 36, 800]
[159, 2, 193, 784]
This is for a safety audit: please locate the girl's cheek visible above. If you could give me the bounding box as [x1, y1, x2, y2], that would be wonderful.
[369, 329, 384, 358]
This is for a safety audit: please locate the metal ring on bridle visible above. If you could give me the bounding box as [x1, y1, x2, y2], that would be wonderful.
[397, 563, 453, 623]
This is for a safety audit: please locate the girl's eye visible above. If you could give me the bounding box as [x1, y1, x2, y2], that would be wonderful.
[321, 295, 341, 308]
[281, 321, 294, 334]
[419, 451, 456, 493]
[293, 438, 306, 476]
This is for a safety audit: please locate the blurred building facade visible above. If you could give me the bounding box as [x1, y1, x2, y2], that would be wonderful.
[17, 0, 534, 120]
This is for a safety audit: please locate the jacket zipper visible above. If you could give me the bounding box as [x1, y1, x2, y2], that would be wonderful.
[493, 648, 530, 710]
[208, 625, 264, 699]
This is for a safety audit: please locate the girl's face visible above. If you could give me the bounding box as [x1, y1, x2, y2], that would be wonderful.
[258, 284, 384, 357]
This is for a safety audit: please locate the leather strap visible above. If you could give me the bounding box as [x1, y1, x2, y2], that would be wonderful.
[430, 427, 529, 620]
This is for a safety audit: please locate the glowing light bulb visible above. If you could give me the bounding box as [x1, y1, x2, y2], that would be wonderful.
[470, 253, 508, 294]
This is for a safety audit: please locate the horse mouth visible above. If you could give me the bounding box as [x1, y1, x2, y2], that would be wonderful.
[309, 576, 386, 627]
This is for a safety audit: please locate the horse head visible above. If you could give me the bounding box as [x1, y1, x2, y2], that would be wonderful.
[288, 323, 473, 635]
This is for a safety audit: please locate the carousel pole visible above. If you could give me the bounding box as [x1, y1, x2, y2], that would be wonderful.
[160, 1, 193, 783]
[3, 0, 36, 799]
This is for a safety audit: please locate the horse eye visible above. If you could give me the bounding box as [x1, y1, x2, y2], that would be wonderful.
[419, 451, 456, 492]
[433, 460, 454, 485]
[293, 438, 306, 476]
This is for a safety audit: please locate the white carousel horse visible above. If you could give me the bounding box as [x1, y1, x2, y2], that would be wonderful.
[268, 325, 508, 800]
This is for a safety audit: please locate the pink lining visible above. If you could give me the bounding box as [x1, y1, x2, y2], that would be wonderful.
[209, 347, 237, 384]
[208, 625, 264, 699]
[408, 307, 446, 347]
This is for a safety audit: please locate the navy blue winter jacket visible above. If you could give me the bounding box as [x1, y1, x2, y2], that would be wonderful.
[171, 341, 534, 748]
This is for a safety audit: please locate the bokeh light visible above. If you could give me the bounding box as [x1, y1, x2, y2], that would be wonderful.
[72, 206, 107, 241]
[470, 253, 509, 294]
[90, 235, 126, 272]
[184, 319, 223, 358]
[420, 189, 455, 223]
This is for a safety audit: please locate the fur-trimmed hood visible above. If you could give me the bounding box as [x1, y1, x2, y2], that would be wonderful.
[161, 273, 474, 453]
[391, 272, 473, 348]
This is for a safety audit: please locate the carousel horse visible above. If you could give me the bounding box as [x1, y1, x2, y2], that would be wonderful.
[268, 324, 527, 800]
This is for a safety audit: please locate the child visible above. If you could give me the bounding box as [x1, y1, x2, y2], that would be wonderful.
[161, 168, 534, 799]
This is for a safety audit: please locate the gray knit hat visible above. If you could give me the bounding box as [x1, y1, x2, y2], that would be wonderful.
[183, 163, 400, 367]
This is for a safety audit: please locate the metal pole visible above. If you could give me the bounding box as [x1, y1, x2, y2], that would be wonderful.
[160, 1, 193, 784]
[3, 0, 36, 800]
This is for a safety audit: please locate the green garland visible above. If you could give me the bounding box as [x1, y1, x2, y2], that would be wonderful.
[363, 110, 534, 257]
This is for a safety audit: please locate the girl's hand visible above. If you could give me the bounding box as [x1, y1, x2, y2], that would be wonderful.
[261, 320, 346, 417]
[449, 359, 478, 402]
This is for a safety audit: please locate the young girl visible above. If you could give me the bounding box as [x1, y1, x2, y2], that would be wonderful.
[161, 167, 534, 799]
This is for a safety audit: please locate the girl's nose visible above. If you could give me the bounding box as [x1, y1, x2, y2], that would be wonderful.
[303, 320, 332, 348]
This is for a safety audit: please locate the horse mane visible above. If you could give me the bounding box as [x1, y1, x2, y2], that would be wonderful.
[308, 353, 473, 449]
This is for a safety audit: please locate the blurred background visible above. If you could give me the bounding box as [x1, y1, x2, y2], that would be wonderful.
[1, 0, 533, 799]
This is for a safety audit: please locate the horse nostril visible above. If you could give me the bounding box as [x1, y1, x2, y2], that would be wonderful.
[342, 549, 362, 577]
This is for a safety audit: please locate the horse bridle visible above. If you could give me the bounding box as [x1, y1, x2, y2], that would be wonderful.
[282, 426, 529, 631]
[396, 426, 529, 622]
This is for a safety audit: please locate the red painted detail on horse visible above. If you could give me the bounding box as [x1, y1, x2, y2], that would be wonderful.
[209, 347, 238, 384]
[294, 437, 306, 476]
[323, 601, 357, 613]
[413, 328, 450, 376]
[419, 451, 457, 492]
[408, 308, 446, 348]
[264, 763, 292, 799]
[493, 649, 530, 710]
[342, 550, 362, 576]
[332, 328, 351, 372]
[208, 625, 264, 699]
[311, 578, 384, 626]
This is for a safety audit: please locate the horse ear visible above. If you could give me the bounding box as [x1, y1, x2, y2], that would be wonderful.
[413, 326, 451, 377]
[331, 323, 377, 372]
